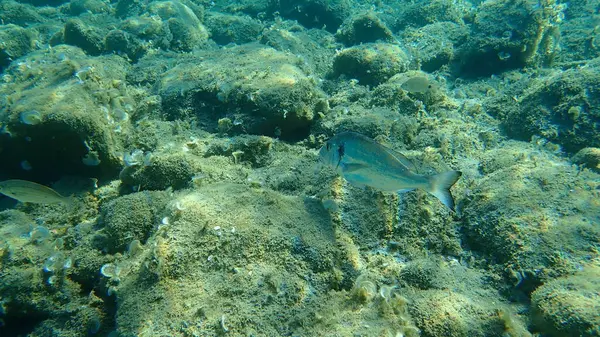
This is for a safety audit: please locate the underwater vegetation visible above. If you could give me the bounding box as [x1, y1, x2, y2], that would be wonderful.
[0, 0, 599, 336]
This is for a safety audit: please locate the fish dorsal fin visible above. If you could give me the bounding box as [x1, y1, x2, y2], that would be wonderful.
[384, 147, 418, 173]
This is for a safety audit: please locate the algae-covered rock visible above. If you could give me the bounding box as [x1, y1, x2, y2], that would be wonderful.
[156, 43, 326, 139]
[332, 43, 410, 86]
[63, 18, 105, 56]
[205, 12, 263, 45]
[259, 25, 335, 77]
[0, 24, 37, 71]
[0, 209, 113, 337]
[335, 12, 394, 46]
[203, 134, 273, 168]
[486, 67, 600, 153]
[119, 16, 172, 50]
[572, 147, 600, 172]
[119, 152, 195, 190]
[556, 0, 600, 63]
[68, 0, 110, 15]
[115, 0, 145, 18]
[0, 45, 130, 182]
[112, 183, 338, 336]
[462, 147, 600, 289]
[16, 0, 68, 7]
[0, 2, 45, 27]
[101, 191, 168, 253]
[399, 258, 453, 290]
[104, 29, 146, 62]
[315, 105, 419, 147]
[273, 0, 351, 32]
[147, 0, 209, 51]
[531, 265, 600, 337]
[458, 0, 554, 76]
[0, 266, 108, 336]
[401, 22, 469, 72]
[408, 289, 506, 337]
[393, 0, 466, 30]
[114, 0, 207, 52]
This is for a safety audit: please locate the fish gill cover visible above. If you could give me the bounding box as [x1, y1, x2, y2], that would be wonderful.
[0, 0, 599, 336]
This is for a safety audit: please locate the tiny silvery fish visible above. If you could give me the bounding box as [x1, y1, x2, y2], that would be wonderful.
[319, 132, 462, 211]
[0, 179, 72, 205]
[400, 76, 437, 93]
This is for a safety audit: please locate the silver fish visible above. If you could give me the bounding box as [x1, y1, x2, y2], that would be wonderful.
[401, 76, 437, 93]
[319, 132, 461, 211]
[0, 179, 71, 205]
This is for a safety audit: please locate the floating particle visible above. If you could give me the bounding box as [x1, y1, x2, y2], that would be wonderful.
[20, 110, 42, 125]
[100, 263, 121, 279]
[47, 275, 58, 285]
[20, 160, 32, 171]
[82, 151, 101, 166]
[88, 316, 101, 334]
[123, 150, 144, 167]
[63, 257, 72, 269]
[498, 51, 511, 60]
[43, 254, 62, 272]
[29, 225, 51, 243]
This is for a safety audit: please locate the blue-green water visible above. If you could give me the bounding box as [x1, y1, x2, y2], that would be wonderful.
[0, 0, 599, 336]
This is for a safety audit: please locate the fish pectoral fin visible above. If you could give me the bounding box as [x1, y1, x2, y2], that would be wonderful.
[341, 163, 369, 173]
[385, 148, 418, 172]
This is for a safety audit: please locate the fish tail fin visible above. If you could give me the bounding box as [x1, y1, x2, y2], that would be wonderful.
[427, 171, 462, 211]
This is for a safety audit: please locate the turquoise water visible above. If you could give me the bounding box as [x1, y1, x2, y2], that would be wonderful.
[0, 0, 599, 336]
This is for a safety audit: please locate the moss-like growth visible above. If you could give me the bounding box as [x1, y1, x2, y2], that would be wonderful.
[0, 2, 44, 27]
[401, 22, 468, 72]
[205, 12, 263, 45]
[0, 24, 37, 71]
[63, 19, 105, 56]
[531, 265, 600, 337]
[119, 152, 195, 190]
[462, 148, 600, 288]
[332, 43, 410, 86]
[157, 44, 326, 140]
[0, 46, 128, 182]
[147, 0, 209, 52]
[336, 12, 394, 46]
[486, 67, 600, 153]
[399, 258, 452, 290]
[409, 289, 506, 337]
[104, 29, 146, 61]
[101, 191, 168, 253]
[274, 0, 351, 32]
[204, 135, 273, 168]
[457, 0, 555, 76]
[572, 147, 600, 172]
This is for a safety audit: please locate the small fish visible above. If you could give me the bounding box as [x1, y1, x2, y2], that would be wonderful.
[0, 179, 72, 205]
[319, 132, 461, 211]
[400, 76, 437, 93]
